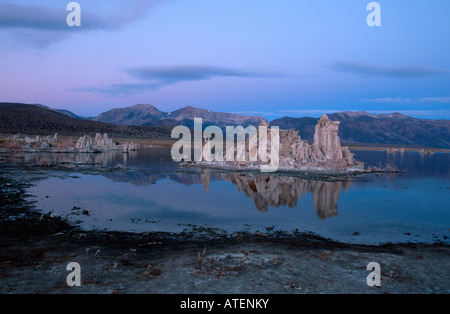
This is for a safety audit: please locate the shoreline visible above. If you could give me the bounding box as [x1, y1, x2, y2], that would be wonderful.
[180, 162, 369, 177]
[0, 163, 449, 294]
[1, 210, 449, 294]
[2, 133, 450, 151]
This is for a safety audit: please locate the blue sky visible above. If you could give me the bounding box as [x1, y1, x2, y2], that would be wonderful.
[0, 0, 449, 119]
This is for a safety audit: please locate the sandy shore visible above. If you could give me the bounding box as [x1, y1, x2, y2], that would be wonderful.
[1, 218, 448, 294]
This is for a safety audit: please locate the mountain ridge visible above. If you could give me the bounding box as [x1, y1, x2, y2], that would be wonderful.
[91, 104, 266, 129]
[0, 103, 171, 139]
[271, 111, 450, 148]
[29, 103, 86, 120]
[1, 103, 449, 149]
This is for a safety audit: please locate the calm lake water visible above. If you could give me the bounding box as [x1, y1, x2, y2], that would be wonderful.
[25, 147, 450, 244]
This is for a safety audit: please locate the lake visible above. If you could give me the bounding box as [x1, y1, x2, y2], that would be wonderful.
[25, 147, 450, 245]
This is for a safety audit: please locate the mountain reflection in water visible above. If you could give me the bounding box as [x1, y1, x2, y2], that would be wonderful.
[15, 147, 449, 244]
[102, 167, 349, 221]
[6, 150, 351, 221]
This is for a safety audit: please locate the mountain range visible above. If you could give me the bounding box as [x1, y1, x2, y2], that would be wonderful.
[92, 104, 265, 129]
[271, 111, 450, 148]
[1, 103, 449, 149]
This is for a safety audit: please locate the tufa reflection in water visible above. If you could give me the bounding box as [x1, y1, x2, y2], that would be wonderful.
[5, 150, 136, 167]
[7, 150, 351, 220]
[100, 167, 349, 221]
[209, 169, 350, 220]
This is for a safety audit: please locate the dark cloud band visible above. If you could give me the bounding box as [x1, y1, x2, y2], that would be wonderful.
[75, 65, 283, 96]
[0, 3, 108, 31]
[331, 60, 449, 78]
[0, 1, 160, 46]
[126, 65, 281, 82]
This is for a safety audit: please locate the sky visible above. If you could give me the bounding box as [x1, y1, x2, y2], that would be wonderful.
[0, 0, 449, 120]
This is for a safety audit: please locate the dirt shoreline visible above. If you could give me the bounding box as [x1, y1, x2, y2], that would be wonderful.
[0, 164, 448, 294]
[1, 217, 448, 294]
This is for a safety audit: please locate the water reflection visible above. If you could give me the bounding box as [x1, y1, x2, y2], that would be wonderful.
[101, 170, 221, 187]
[220, 171, 350, 220]
[5, 150, 352, 221]
[97, 166, 349, 221]
[15, 147, 449, 244]
[14, 151, 123, 167]
[5, 148, 448, 223]
[353, 150, 450, 179]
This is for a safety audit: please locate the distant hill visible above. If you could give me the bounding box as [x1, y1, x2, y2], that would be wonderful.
[170, 106, 265, 128]
[271, 111, 450, 149]
[91, 104, 265, 129]
[0, 103, 171, 139]
[93, 104, 169, 125]
[30, 104, 85, 120]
